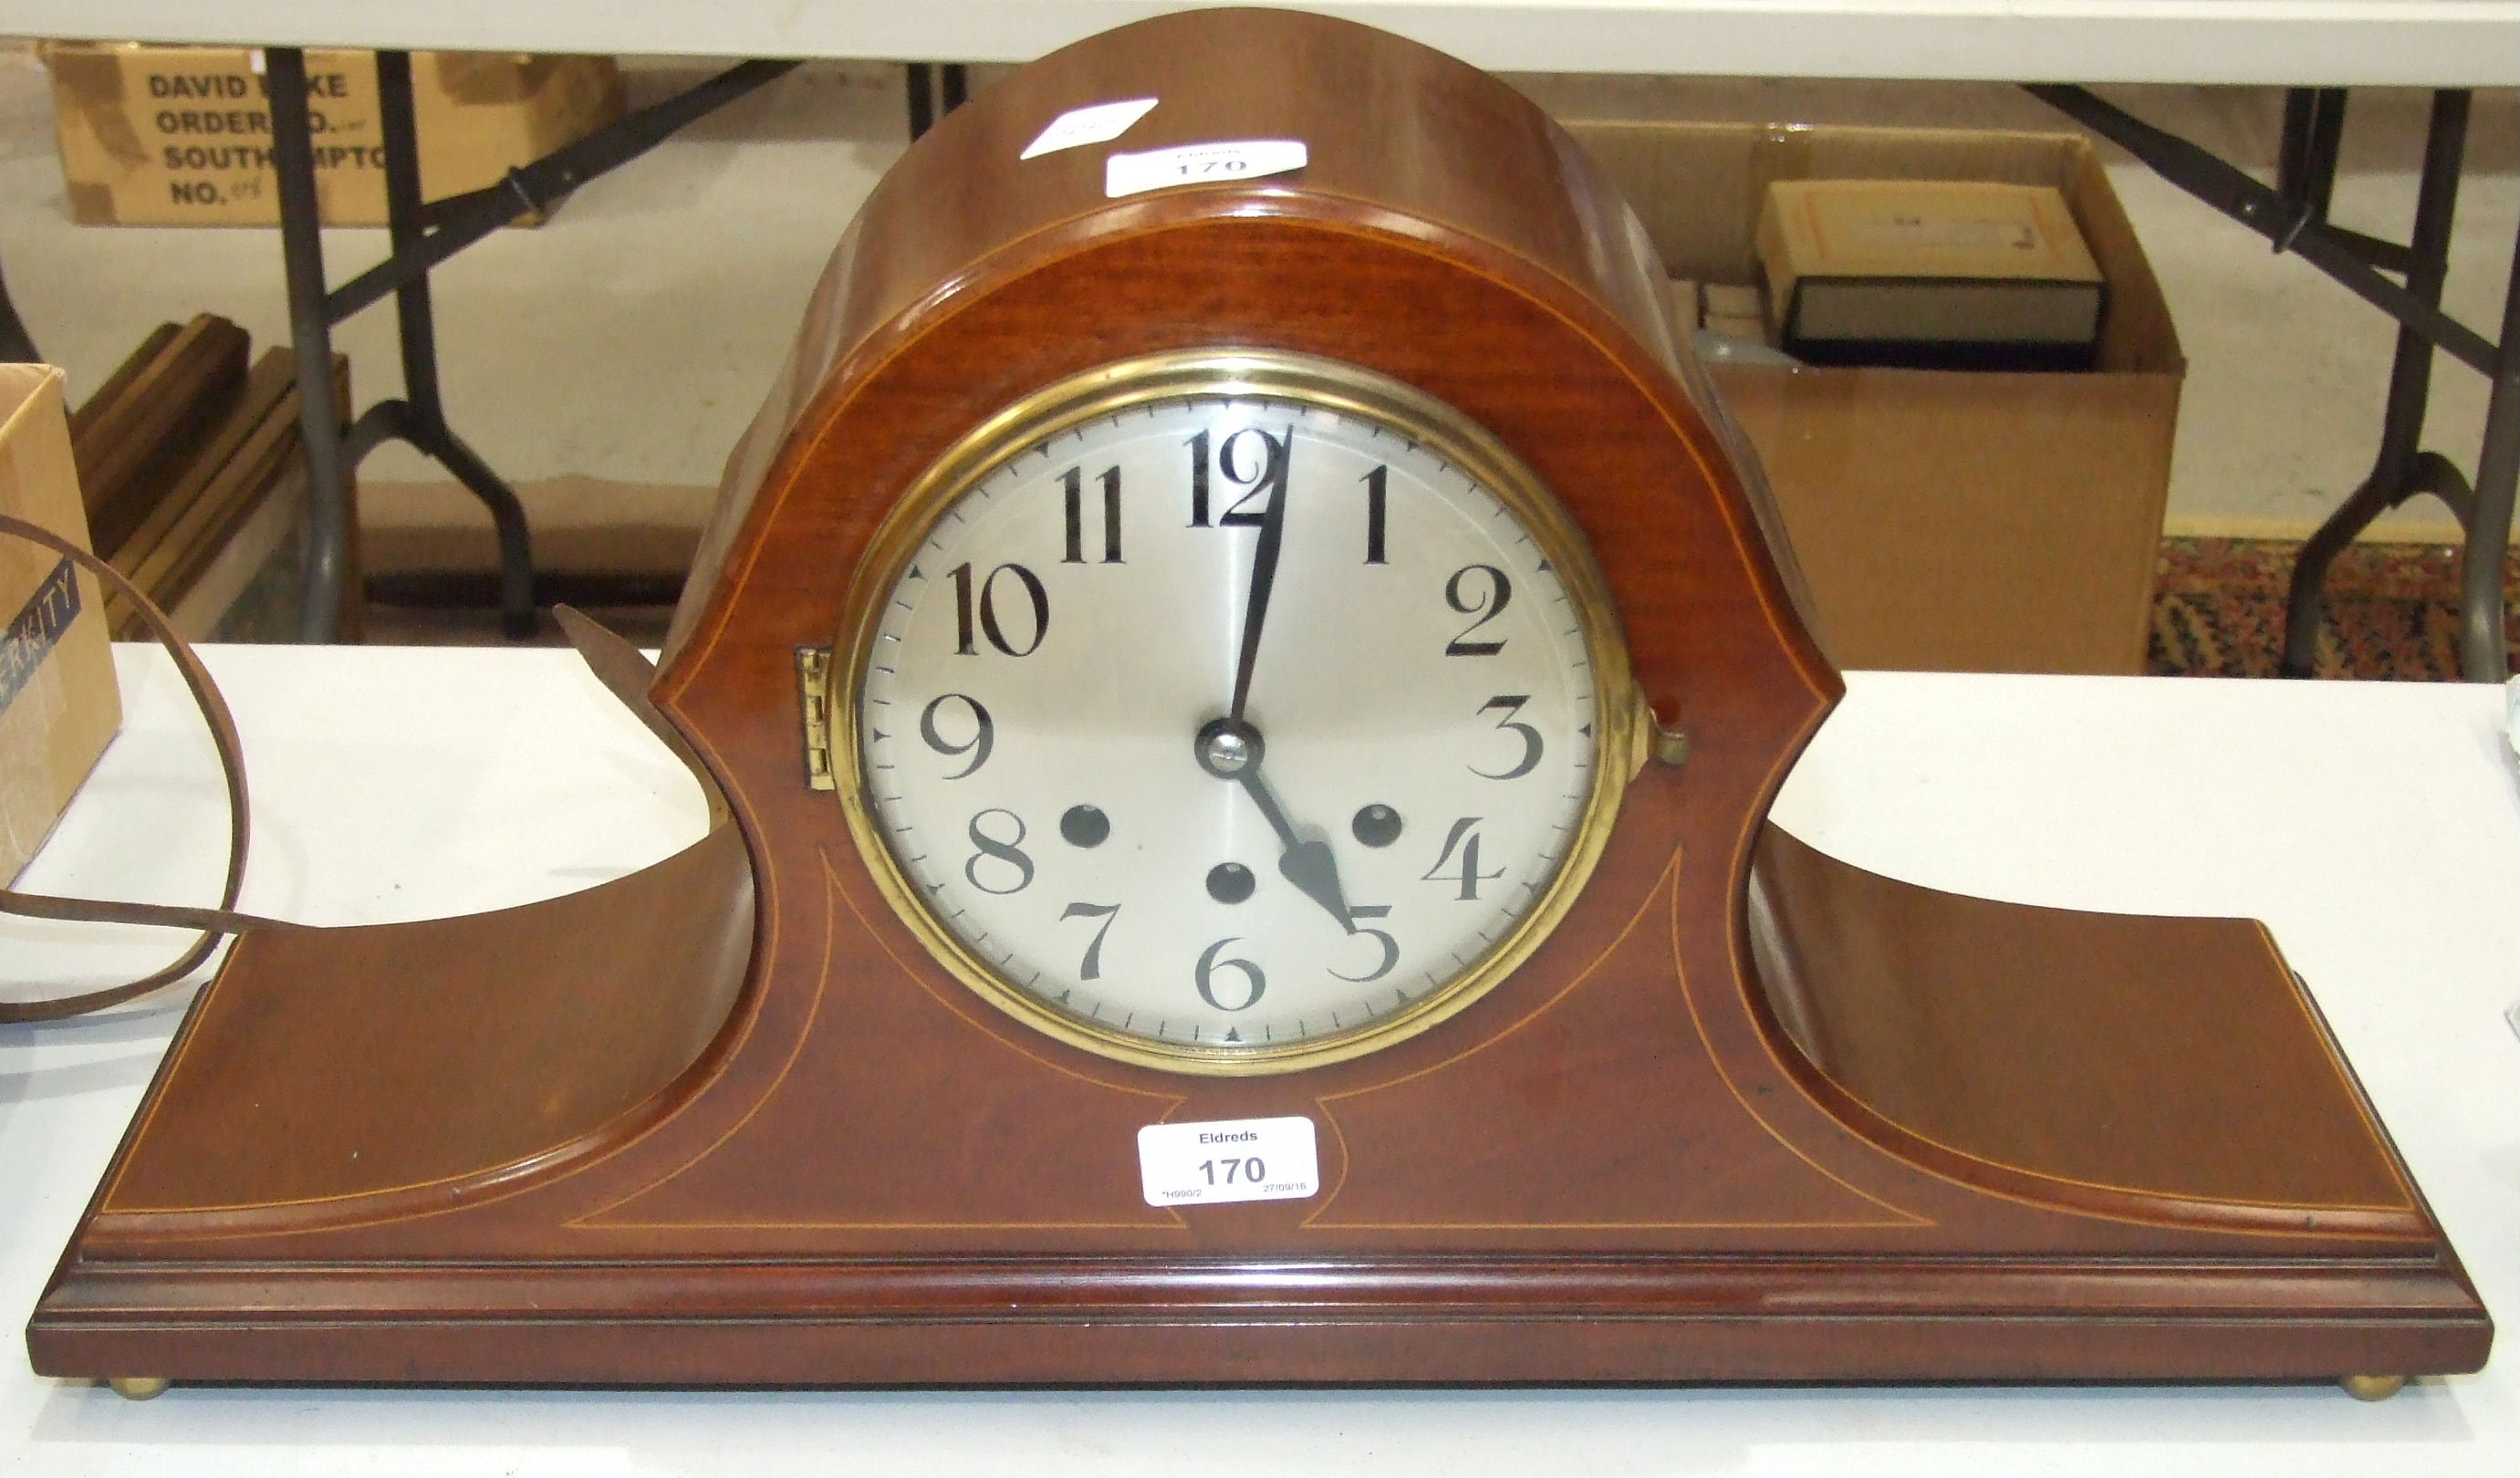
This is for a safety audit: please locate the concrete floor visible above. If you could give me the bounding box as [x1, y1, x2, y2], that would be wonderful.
[2, 47, 2514, 573]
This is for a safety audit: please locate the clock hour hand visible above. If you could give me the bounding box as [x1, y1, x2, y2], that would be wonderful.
[1195, 717, 1357, 934]
[1238, 772, 1358, 935]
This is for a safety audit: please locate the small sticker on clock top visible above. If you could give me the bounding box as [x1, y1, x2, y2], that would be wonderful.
[1105, 140, 1307, 198]
[1020, 97, 1159, 159]
[1138, 1117, 1320, 1206]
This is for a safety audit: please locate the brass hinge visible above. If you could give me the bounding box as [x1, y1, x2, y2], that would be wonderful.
[1633, 677, 1690, 771]
[796, 644, 836, 791]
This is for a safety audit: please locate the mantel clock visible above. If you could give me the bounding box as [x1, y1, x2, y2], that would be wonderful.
[31, 6, 2489, 1393]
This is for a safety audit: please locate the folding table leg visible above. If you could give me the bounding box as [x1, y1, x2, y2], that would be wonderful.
[358, 49, 536, 639]
[905, 64, 970, 141]
[269, 50, 538, 640]
[2275, 88, 2348, 220]
[2027, 84, 2509, 681]
[264, 47, 358, 644]
[2456, 231, 2520, 681]
[261, 49, 807, 642]
[2278, 92, 2479, 677]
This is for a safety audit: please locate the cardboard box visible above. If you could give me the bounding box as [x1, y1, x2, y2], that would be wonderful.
[1, 366, 120, 885]
[43, 45, 624, 228]
[1571, 121, 2184, 674]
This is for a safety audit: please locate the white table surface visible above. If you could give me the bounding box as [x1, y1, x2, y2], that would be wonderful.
[3, 1, 2516, 86]
[3, 646, 2516, 1473]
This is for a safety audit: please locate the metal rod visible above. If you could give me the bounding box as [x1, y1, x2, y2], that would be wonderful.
[374, 50, 537, 639]
[285, 57, 795, 639]
[2323, 225, 2414, 276]
[2025, 84, 2497, 375]
[906, 63, 935, 140]
[2377, 92, 2466, 474]
[2276, 88, 2348, 221]
[326, 59, 800, 325]
[2456, 220, 2520, 680]
[265, 48, 350, 643]
[341, 399, 407, 469]
[376, 52, 437, 422]
[2277, 89, 2315, 202]
[2302, 88, 2348, 220]
[2280, 90, 2473, 676]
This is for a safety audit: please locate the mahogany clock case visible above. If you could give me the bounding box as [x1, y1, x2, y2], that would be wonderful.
[28, 7, 2490, 1388]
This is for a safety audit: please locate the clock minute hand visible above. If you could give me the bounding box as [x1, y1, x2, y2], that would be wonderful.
[1200, 430, 1347, 934]
[1225, 430, 1291, 723]
[1234, 765, 1358, 935]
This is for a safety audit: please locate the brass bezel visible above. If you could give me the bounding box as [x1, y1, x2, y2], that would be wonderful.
[831, 349, 1640, 1076]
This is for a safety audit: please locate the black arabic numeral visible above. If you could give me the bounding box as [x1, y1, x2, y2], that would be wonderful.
[1443, 564, 1511, 655]
[1061, 464, 1122, 564]
[963, 808, 1036, 895]
[1194, 938, 1266, 1012]
[1059, 902, 1120, 980]
[1214, 428, 1287, 526]
[1189, 423, 1288, 528]
[918, 693, 994, 779]
[1421, 817, 1505, 901]
[1098, 464, 1122, 562]
[1186, 428, 1212, 526]
[981, 564, 1049, 655]
[948, 561, 1049, 657]
[1330, 903, 1400, 984]
[1471, 694, 1543, 780]
[1061, 467, 1081, 563]
[1361, 463, 1388, 564]
[949, 561, 975, 655]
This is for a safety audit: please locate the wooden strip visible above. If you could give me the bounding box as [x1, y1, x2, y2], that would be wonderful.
[117, 355, 347, 632]
[101, 349, 297, 628]
[72, 313, 249, 557]
[65, 321, 179, 443]
[114, 416, 296, 634]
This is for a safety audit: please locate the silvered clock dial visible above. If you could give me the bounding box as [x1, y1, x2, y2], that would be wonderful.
[837, 350, 1640, 1073]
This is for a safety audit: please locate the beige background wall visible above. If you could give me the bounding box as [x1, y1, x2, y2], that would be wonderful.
[1, 49, 2512, 573]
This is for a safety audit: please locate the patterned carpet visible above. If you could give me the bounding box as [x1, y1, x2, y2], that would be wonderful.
[2150, 537, 2520, 680]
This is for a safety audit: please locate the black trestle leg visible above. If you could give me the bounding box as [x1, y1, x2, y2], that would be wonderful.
[266, 47, 358, 644]
[371, 50, 537, 639]
[2280, 91, 2473, 677]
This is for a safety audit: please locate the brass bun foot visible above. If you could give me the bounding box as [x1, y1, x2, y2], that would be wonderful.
[106, 1377, 169, 1401]
[2340, 1374, 2407, 1402]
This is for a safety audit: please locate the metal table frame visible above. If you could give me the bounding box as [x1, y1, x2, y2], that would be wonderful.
[2030, 85, 2517, 682]
[248, 53, 2511, 676]
[260, 51, 800, 640]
